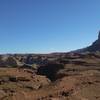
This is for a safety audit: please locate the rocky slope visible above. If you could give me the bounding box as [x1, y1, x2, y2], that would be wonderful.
[0, 52, 100, 100]
[75, 31, 100, 53]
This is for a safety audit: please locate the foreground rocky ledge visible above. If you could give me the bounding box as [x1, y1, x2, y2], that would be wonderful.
[0, 52, 100, 100]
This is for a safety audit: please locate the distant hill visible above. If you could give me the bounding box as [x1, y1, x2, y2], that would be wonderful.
[73, 31, 100, 53]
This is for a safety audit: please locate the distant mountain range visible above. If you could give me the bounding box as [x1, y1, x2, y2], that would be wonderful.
[0, 31, 100, 67]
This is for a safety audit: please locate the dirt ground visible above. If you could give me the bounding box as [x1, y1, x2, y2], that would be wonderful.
[0, 53, 100, 100]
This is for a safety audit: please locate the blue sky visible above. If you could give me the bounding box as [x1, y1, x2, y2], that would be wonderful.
[0, 0, 100, 53]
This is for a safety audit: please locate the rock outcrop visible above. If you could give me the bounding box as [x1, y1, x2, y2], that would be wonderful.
[86, 31, 100, 52]
[0, 56, 18, 67]
[93, 31, 100, 45]
[74, 31, 100, 53]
